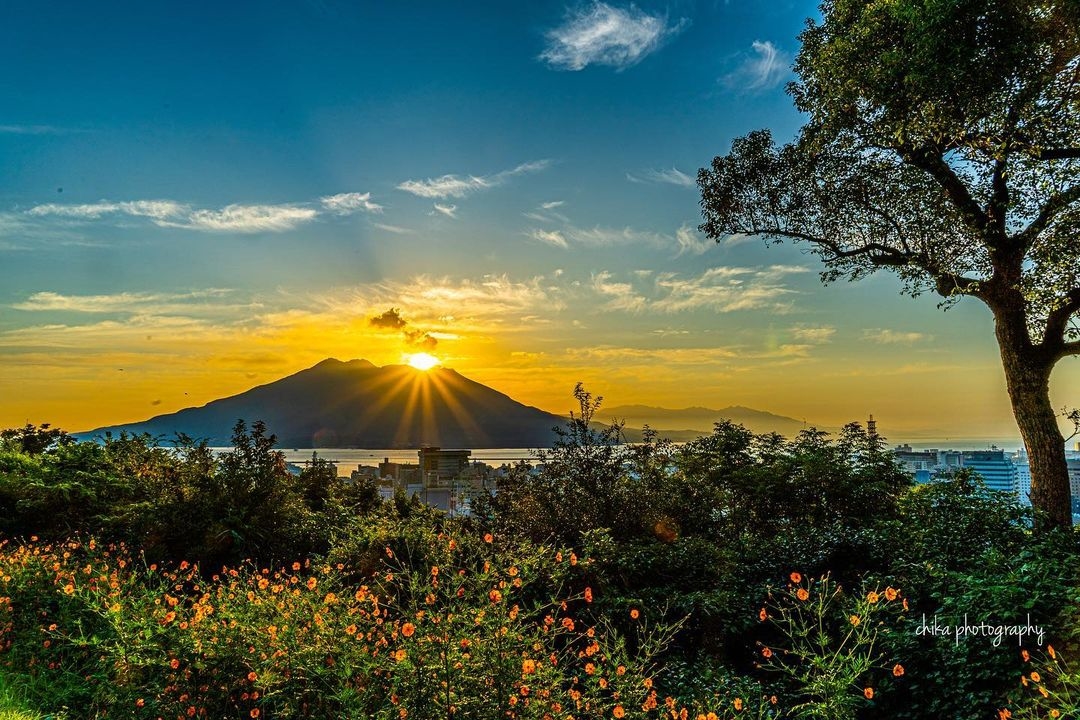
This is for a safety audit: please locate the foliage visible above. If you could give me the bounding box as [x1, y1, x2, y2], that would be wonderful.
[0, 533, 746, 720]
[756, 574, 905, 720]
[1004, 646, 1080, 719]
[698, 0, 1080, 527]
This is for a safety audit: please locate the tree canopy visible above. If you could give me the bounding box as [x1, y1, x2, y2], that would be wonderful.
[699, 0, 1080, 526]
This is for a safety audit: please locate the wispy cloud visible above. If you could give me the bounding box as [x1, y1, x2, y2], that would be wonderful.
[723, 40, 792, 91]
[652, 265, 807, 313]
[397, 160, 551, 199]
[168, 204, 319, 233]
[791, 326, 836, 344]
[0, 124, 78, 135]
[540, 2, 687, 71]
[373, 223, 414, 235]
[320, 192, 382, 215]
[627, 167, 696, 187]
[11, 289, 245, 315]
[23, 192, 382, 234]
[862, 329, 933, 344]
[674, 225, 713, 256]
[527, 229, 570, 248]
[592, 271, 648, 312]
[540, 200, 565, 210]
[28, 200, 187, 222]
[432, 203, 458, 219]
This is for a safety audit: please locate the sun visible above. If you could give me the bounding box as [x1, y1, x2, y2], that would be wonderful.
[406, 352, 441, 371]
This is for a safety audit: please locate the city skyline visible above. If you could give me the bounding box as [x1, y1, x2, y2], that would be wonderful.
[2, 1, 1076, 438]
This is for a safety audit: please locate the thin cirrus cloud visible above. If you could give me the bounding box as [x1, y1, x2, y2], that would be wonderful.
[524, 221, 713, 256]
[863, 328, 933, 344]
[626, 167, 696, 188]
[723, 40, 792, 91]
[25, 191, 381, 233]
[320, 192, 383, 215]
[540, 2, 688, 71]
[396, 160, 551, 199]
[11, 289, 244, 315]
[432, 203, 458, 219]
[527, 229, 570, 249]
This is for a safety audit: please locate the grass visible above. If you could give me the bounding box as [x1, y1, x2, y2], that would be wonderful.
[0, 673, 59, 720]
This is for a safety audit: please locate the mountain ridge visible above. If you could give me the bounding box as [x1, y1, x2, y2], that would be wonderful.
[78, 360, 822, 447]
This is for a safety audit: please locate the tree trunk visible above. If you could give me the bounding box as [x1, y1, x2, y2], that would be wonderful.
[996, 333, 1072, 529]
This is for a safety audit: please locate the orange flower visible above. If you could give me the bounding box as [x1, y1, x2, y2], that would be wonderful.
[522, 659, 536, 675]
[163, 611, 176, 624]
[893, 664, 905, 677]
[866, 591, 880, 604]
[884, 587, 898, 601]
[850, 615, 861, 627]
[997, 708, 1012, 719]
[489, 589, 502, 603]
[484, 533, 493, 543]
[769, 696, 778, 705]
[1050, 710, 1060, 718]
[169, 658, 180, 670]
[585, 662, 596, 675]
[306, 576, 317, 591]
[1022, 649, 1030, 662]
[733, 697, 743, 711]
[796, 588, 809, 601]
[1049, 645, 1056, 659]
[135, 699, 145, 708]
[248, 671, 258, 682]
[759, 608, 768, 622]
[630, 608, 640, 620]
[789, 572, 802, 584]
[1031, 671, 1042, 683]
[616, 665, 626, 676]
[613, 706, 625, 718]
[402, 622, 416, 638]
[864, 687, 874, 700]
[431, 566, 439, 577]
[761, 647, 773, 658]
[584, 587, 593, 603]
[250, 710, 260, 718]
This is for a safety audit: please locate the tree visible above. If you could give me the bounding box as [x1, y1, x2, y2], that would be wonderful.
[698, 0, 1080, 527]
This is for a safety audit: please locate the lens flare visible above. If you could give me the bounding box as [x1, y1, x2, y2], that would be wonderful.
[407, 353, 440, 371]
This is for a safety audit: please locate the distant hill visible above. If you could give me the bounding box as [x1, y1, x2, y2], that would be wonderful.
[597, 404, 824, 438]
[80, 359, 568, 448]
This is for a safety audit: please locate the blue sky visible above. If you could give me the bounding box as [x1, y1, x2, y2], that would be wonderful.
[0, 0, 1064, 439]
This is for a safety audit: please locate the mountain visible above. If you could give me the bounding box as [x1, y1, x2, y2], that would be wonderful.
[80, 359, 568, 448]
[596, 404, 824, 438]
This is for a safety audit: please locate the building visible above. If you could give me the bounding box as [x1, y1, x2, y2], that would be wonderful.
[961, 449, 1019, 496]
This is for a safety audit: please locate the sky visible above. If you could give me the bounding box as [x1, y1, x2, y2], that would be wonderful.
[1, 0, 1075, 441]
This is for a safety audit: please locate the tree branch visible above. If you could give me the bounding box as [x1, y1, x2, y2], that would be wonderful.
[1014, 185, 1080, 248]
[1044, 288, 1080, 347]
[904, 147, 991, 237]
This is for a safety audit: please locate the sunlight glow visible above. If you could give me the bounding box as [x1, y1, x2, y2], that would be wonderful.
[407, 352, 441, 371]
